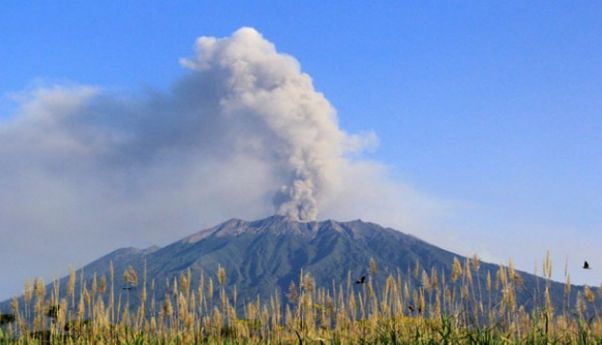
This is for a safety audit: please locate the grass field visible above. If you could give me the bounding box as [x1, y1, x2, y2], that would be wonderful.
[1, 254, 600, 344]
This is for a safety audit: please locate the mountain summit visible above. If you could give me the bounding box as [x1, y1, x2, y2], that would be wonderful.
[140, 215, 456, 303]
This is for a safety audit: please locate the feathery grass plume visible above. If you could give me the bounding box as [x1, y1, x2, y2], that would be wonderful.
[161, 293, 173, 323]
[382, 275, 394, 315]
[208, 277, 215, 302]
[543, 250, 553, 280]
[369, 258, 378, 278]
[10, 297, 19, 328]
[451, 257, 462, 283]
[171, 277, 179, 300]
[508, 259, 523, 286]
[430, 267, 439, 290]
[348, 289, 356, 320]
[418, 290, 426, 315]
[34, 277, 46, 301]
[461, 278, 470, 300]
[413, 261, 421, 280]
[233, 285, 238, 309]
[302, 273, 315, 294]
[287, 281, 299, 305]
[67, 267, 76, 307]
[197, 271, 205, 313]
[137, 265, 148, 327]
[472, 254, 481, 272]
[109, 261, 115, 324]
[23, 280, 33, 319]
[421, 270, 432, 293]
[123, 266, 138, 287]
[576, 291, 586, 318]
[584, 286, 595, 303]
[217, 265, 226, 286]
[544, 286, 554, 316]
[177, 292, 188, 326]
[179, 270, 191, 297]
[563, 273, 572, 315]
[91, 273, 98, 299]
[7, 297, 21, 340]
[77, 284, 88, 320]
[33, 278, 46, 332]
[57, 298, 67, 329]
[188, 288, 196, 317]
[465, 257, 473, 285]
[497, 265, 508, 288]
[99, 274, 107, 295]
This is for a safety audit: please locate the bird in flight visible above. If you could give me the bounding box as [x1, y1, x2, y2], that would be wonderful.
[583, 261, 591, 270]
[46, 305, 60, 319]
[355, 276, 366, 284]
[0, 314, 15, 325]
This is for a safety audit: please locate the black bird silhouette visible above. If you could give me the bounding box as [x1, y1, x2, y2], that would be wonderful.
[583, 261, 591, 270]
[46, 305, 60, 319]
[355, 276, 366, 284]
[0, 314, 15, 325]
[407, 304, 422, 313]
[122, 285, 136, 290]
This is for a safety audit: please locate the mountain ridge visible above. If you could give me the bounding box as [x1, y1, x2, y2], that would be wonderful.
[180, 215, 409, 242]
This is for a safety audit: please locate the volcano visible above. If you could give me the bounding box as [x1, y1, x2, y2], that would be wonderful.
[0, 216, 590, 312]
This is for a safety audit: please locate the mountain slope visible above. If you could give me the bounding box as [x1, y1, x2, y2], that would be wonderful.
[0, 215, 591, 312]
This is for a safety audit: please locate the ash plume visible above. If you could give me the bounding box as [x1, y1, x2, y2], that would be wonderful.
[181, 27, 351, 221]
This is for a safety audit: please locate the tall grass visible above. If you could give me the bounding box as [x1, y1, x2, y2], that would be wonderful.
[0, 254, 600, 344]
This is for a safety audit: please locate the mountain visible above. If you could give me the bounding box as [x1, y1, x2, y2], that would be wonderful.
[0, 215, 592, 312]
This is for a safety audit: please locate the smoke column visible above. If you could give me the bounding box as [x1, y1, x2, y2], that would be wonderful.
[182, 27, 361, 221]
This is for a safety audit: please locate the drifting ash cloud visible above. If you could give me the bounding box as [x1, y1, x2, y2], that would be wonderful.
[0, 28, 447, 297]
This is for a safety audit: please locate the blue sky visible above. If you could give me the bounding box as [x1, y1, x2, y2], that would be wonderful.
[1, 1, 601, 298]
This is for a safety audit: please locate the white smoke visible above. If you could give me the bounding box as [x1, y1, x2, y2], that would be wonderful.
[181, 28, 351, 220]
[0, 27, 447, 298]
